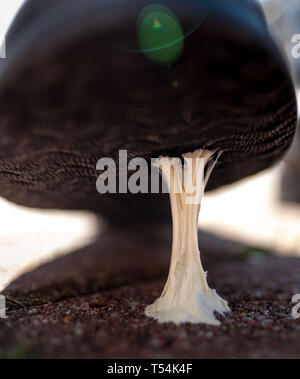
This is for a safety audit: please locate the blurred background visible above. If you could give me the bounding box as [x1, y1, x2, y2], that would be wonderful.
[0, 0, 299, 291]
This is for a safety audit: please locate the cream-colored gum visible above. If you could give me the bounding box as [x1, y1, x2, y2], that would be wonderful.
[145, 149, 230, 325]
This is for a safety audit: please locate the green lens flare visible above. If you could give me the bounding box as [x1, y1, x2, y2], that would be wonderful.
[137, 4, 184, 65]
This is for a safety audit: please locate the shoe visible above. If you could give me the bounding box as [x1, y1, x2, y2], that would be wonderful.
[0, 0, 296, 215]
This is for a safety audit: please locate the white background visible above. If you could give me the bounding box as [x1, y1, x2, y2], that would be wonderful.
[0, 0, 25, 34]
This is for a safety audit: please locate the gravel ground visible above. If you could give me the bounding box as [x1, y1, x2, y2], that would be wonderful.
[0, 224, 299, 359]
